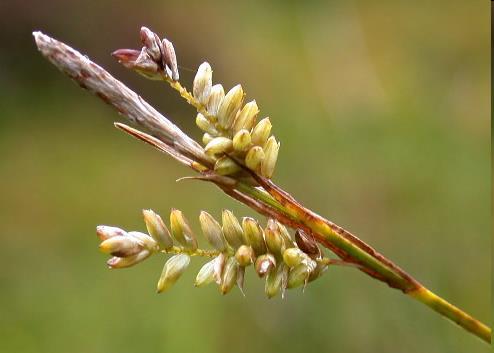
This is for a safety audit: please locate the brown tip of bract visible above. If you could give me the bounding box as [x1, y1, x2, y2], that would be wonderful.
[32, 31, 42, 44]
[96, 225, 126, 240]
[295, 229, 320, 257]
[139, 26, 151, 43]
[32, 31, 48, 50]
[111, 49, 140, 61]
[162, 38, 179, 81]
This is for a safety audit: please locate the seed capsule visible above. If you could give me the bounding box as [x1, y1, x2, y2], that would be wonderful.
[221, 210, 244, 249]
[273, 221, 293, 250]
[140, 27, 161, 62]
[232, 129, 251, 152]
[133, 48, 161, 80]
[220, 257, 238, 295]
[245, 146, 265, 172]
[282, 248, 306, 268]
[235, 245, 255, 267]
[99, 235, 142, 257]
[193, 62, 212, 105]
[195, 258, 217, 287]
[202, 133, 214, 145]
[260, 136, 280, 178]
[264, 219, 284, 256]
[287, 263, 311, 289]
[96, 225, 126, 241]
[255, 254, 276, 277]
[156, 254, 190, 293]
[204, 137, 233, 156]
[128, 231, 158, 252]
[233, 100, 259, 133]
[111, 49, 140, 69]
[170, 209, 198, 250]
[242, 217, 266, 256]
[199, 211, 227, 251]
[143, 209, 173, 250]
[213, 253, 226, 284]
[113, 48, 161, 80]
[207, 84, 225, 116]
[196, 113, 218, 135]
[295, 229, 320, 257]
[251, 117, 272, 146]
[265, 264, 286, 299]
[107, 249, 151, 269]
[308, 262, 329, 282]
[217, 84, 244, 130]
[214, 156, 241, 175]
[162, 38, 179, 80]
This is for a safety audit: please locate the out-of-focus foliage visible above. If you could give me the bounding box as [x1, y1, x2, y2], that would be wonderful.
[0, 1, 489, 353]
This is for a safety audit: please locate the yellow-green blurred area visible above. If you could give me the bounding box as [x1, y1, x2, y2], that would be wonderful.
[0, 1, 490, 352]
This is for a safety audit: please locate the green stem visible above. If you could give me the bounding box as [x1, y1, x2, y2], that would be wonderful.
[161, 246, 220, 258]
[236, 181, 409, 287]
[409, 287, 491, 343]
[235, 180, 491, 343]
[166, 78, 216, 121]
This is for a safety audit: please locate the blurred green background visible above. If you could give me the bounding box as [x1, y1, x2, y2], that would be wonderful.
[0, 1, 490, 352]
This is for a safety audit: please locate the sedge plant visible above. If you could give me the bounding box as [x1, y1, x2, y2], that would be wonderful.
[33, 27, 491, 344]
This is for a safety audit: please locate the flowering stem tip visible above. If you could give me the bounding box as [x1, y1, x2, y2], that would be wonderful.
[33, 28, 491, 343]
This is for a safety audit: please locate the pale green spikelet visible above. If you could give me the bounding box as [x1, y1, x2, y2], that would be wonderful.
[220, 257, 239, 295]
[235, 245, 255, 267]
[232, 129, 252, 152]
[221, 210, 244, 249]
[233, 100, 259, 133]
[251, 117, 272, 146]
[214, 156, 241, 175]
[170, 209, 198, 250]
[217, 84, 244, 130]
[199, 211, 227, 251]
[193, 62, 212, 105]
[245, 146, 265, 172]
[157, 254, 190, 293]
[143, 209, 173, 250]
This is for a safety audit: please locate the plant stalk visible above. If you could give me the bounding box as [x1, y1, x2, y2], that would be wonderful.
[33, 31, 491, 344]
[234, 178, 492, 343]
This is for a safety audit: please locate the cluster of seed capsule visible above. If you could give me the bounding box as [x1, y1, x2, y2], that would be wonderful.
[192, 63, 280, 178]
[112, 26, 280, 179]
[112, 26, 179, 82]
[97, 209, 328, 298]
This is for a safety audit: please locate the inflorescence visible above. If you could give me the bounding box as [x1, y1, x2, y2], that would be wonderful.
[99, 27, 327, 298]
[97, 209, 330, 298]
[33, 28, 493, 342]
[112, 26, 280, 179]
